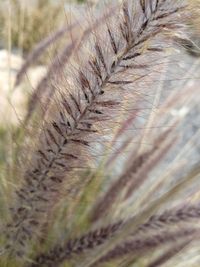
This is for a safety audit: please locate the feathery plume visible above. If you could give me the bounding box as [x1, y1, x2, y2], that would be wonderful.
[92, 228, 198, 266]
[80, 164, 200, 267]
[28, 203, 200, 267]
[134, 203, 200, 235]
[23, 6, 117, 124]
[27, 221, 122, 267]
[4, 0, 189, 259]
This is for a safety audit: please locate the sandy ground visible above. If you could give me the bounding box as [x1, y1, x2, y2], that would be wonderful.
[0, 49, 46, 125]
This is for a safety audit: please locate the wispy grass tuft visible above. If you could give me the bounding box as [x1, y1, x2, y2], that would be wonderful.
[0, 0, 200, 267]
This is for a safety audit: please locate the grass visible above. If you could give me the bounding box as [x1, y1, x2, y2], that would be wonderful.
[0, 0, 200, 267]
[0, 0, 88, 63]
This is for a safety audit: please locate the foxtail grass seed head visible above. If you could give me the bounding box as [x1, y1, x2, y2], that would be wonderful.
[1, 1, 199, 266]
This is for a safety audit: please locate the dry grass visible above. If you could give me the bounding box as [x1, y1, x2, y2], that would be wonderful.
[0, 0, 64, 55]
[0, 1, 200, 267]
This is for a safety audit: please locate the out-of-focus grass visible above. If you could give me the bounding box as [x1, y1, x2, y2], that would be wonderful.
[0, 0, 64, 57]
[0, 127, 7, 167]
[0, 0, 77, 58]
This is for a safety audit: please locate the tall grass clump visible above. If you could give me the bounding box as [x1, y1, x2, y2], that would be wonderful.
[0, 0, 200, 267]
[0, 0, 64, 55]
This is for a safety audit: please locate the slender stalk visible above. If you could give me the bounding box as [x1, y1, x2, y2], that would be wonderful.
[29, 203, 200, 267]
[92, 229, 198, 266]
